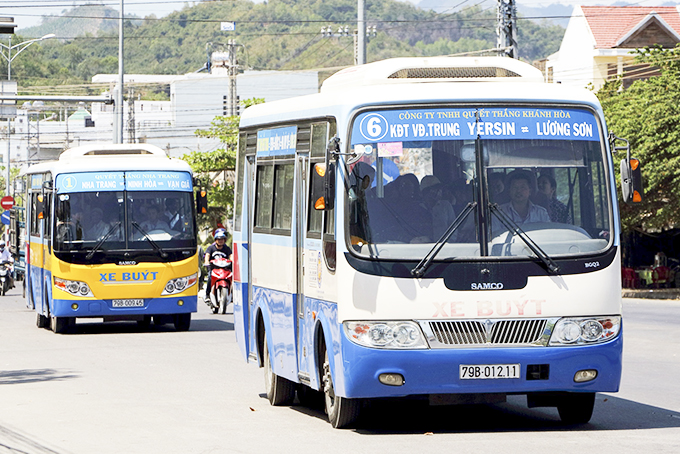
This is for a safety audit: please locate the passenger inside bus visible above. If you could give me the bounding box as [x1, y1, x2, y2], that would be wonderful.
[537, 173, 571, 224]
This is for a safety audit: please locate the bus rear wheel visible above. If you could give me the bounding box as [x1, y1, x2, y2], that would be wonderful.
[557, 392, 595, 424]
[322, 348, 361, 428]
[263, 335, 295, 406]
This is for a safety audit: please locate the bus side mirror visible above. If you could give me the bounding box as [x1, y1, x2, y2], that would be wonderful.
[196, 189, 208, 214]
[310, 163, 335, 211]
[620, 157, 643, 204]
[36, 194, 45, 219]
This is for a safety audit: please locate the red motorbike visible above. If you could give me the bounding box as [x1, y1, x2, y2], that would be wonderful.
[207, 257, 233, 314]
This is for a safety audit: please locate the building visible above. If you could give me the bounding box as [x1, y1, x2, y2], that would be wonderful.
[546, 6, 680, 90]
[11, 69, 321, 163]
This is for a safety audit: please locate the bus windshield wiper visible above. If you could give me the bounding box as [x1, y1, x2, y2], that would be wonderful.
[131, 222, 168, 258]
[489, 203, 560, 274]
[411, 202, 476, 278]
[85, 222, 122, 260]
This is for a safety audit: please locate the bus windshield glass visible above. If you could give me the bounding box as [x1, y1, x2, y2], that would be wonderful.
[54, 171, 196, 262]
[347, 106, 611, 260]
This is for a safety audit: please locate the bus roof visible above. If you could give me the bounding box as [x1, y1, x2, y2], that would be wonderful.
[20, 143, 192, 176]
[240, 56, 602, 128]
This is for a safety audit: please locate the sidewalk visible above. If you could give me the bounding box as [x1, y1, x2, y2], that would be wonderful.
[622, 288, 680, 300]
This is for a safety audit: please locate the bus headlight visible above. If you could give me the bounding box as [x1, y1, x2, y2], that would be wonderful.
[344, 321, 428, 349]
[54, 277, 94, 297]
[549, 316, 620, 345]
[161, 273, 198, 295]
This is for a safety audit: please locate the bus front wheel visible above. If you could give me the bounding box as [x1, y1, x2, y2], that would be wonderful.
[263, 335, 295, 406]
[557, 392, 595, 424]
[322, 348, 361, 428]
[174, 313, 191, 331]
[51, 316, 73, 334]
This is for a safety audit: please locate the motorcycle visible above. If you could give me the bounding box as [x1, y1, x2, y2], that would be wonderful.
[0, 261, 14, 296]
[206, 257, 233, 314]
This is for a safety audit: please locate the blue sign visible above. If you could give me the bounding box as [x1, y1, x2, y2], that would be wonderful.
[351, 107, 600, 145]
[1, 211, 10, 226]
[125, 171, 192, 192]
[56, 171, 192, 193]
[56, 172, 125, 193]
[256, 126, 298, 157]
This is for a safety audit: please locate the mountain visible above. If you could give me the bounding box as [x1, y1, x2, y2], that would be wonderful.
[19, 4, 141, 39]
[6, 0, 564, 89]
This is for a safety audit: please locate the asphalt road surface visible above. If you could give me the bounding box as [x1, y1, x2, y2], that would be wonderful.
[0, 288, 678, 454]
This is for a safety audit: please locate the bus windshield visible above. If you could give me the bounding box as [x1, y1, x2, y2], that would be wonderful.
[347, 106, 611, 261]
[54, 190, 196, 262]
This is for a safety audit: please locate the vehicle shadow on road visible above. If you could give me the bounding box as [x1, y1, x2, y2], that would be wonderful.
[0, 368, 78, 386]
[347, 394, 680, 434]
[66, 318, 234, 335]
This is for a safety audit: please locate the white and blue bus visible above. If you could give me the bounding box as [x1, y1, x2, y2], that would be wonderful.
[232, 57, 642, 428]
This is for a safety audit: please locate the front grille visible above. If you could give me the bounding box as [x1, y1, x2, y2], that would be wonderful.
[424, 319, 552, 347]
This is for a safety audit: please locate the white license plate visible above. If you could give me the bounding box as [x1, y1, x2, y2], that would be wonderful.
[112, 299, 144, 308]
[460, 364, 521, 380]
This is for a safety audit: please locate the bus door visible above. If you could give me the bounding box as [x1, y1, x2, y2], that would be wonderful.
[28, 179, 49, 315]
[240, 155, 257, 362]
[295, 153, 310, 382]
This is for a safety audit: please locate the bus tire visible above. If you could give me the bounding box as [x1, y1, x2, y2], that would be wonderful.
[174, 313, 191, 331]
[263, 335, 295, 406]
[51, 316, 73, 334]
[36, 312, 48, 329]
[322, 348, 361, 428]
[557, 392, 595, 424]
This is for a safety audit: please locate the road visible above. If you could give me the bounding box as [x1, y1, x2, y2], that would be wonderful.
[0, 288, 678, 454]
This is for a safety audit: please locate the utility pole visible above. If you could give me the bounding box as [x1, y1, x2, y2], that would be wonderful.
[127, 87, 135, 143]
[357, 0, 366, 65]
[228, 39, 237, 117]
[115, 0, 125, 143]
[497, 0, 518, 59]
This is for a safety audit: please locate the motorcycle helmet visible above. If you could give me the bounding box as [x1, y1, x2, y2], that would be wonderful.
[0, 241, 5, 250]
[214, 229, 227, 240]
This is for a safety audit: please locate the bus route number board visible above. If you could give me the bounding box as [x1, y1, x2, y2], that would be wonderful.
[459, 364, 520, 380]
[112, 299, 145, 308]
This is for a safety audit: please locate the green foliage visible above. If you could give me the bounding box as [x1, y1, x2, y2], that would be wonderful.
[183, 98, 264, 233]
[11, 0, 563, 92]
[597, 45, 680, 232]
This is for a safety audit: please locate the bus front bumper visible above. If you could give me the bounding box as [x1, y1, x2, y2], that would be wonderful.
[50, 295, 197, 318]
[338, 332, 622, 399]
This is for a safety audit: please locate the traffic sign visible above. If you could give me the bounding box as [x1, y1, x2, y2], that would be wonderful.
[1, 211, 10, 225]
[0, 196, 13, 210]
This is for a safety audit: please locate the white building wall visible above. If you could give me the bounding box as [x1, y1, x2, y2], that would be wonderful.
[547, 6, 598, 89]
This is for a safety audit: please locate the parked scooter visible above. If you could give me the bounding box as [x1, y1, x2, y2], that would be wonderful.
[0, 261, 14, 296]
[206, 257, 233, 314]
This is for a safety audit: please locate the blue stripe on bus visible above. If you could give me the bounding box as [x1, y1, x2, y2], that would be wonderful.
[50, 296, 197, 317]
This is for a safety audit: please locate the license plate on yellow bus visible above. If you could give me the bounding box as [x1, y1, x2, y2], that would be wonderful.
[460, 364, 520, 379]
[112, 299, 145, 308]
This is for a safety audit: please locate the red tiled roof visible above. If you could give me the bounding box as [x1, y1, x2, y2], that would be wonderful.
[581, 6, 680, 48]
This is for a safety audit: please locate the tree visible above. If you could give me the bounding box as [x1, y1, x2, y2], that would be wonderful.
[183, 98, 264, 237]
[597, 45, 680, 233]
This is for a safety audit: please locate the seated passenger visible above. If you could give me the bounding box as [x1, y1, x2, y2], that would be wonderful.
[86, 208, 111, 240]
[537, 174, 571, 224]
[349, 162, 376, 244]
[420, 175, 455, 240]
[140, 204, 171, 232]
[498, 170, 550, 226]
[488, 172, 509, 204]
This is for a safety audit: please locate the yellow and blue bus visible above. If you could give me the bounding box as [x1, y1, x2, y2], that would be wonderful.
[21, 143, 201, 333]
[233, 57, 642, 428]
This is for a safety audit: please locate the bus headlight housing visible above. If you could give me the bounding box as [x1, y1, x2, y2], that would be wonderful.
[161, 273, 198, 295]
[549, 316, 620, 345]
[344, 321, 428, 349]
[54, 277, 93, 297]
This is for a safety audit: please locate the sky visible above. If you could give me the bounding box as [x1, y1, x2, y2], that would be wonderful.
[1, 0, 670, 32]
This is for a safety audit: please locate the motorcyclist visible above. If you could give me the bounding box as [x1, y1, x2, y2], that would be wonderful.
[0, 241, 14, 289]
[203, 229, 232, 300]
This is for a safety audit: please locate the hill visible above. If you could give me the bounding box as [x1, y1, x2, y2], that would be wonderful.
[5, 0, 564, 91]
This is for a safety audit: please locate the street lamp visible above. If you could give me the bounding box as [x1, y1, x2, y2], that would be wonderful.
[0, 33, 55, 197]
